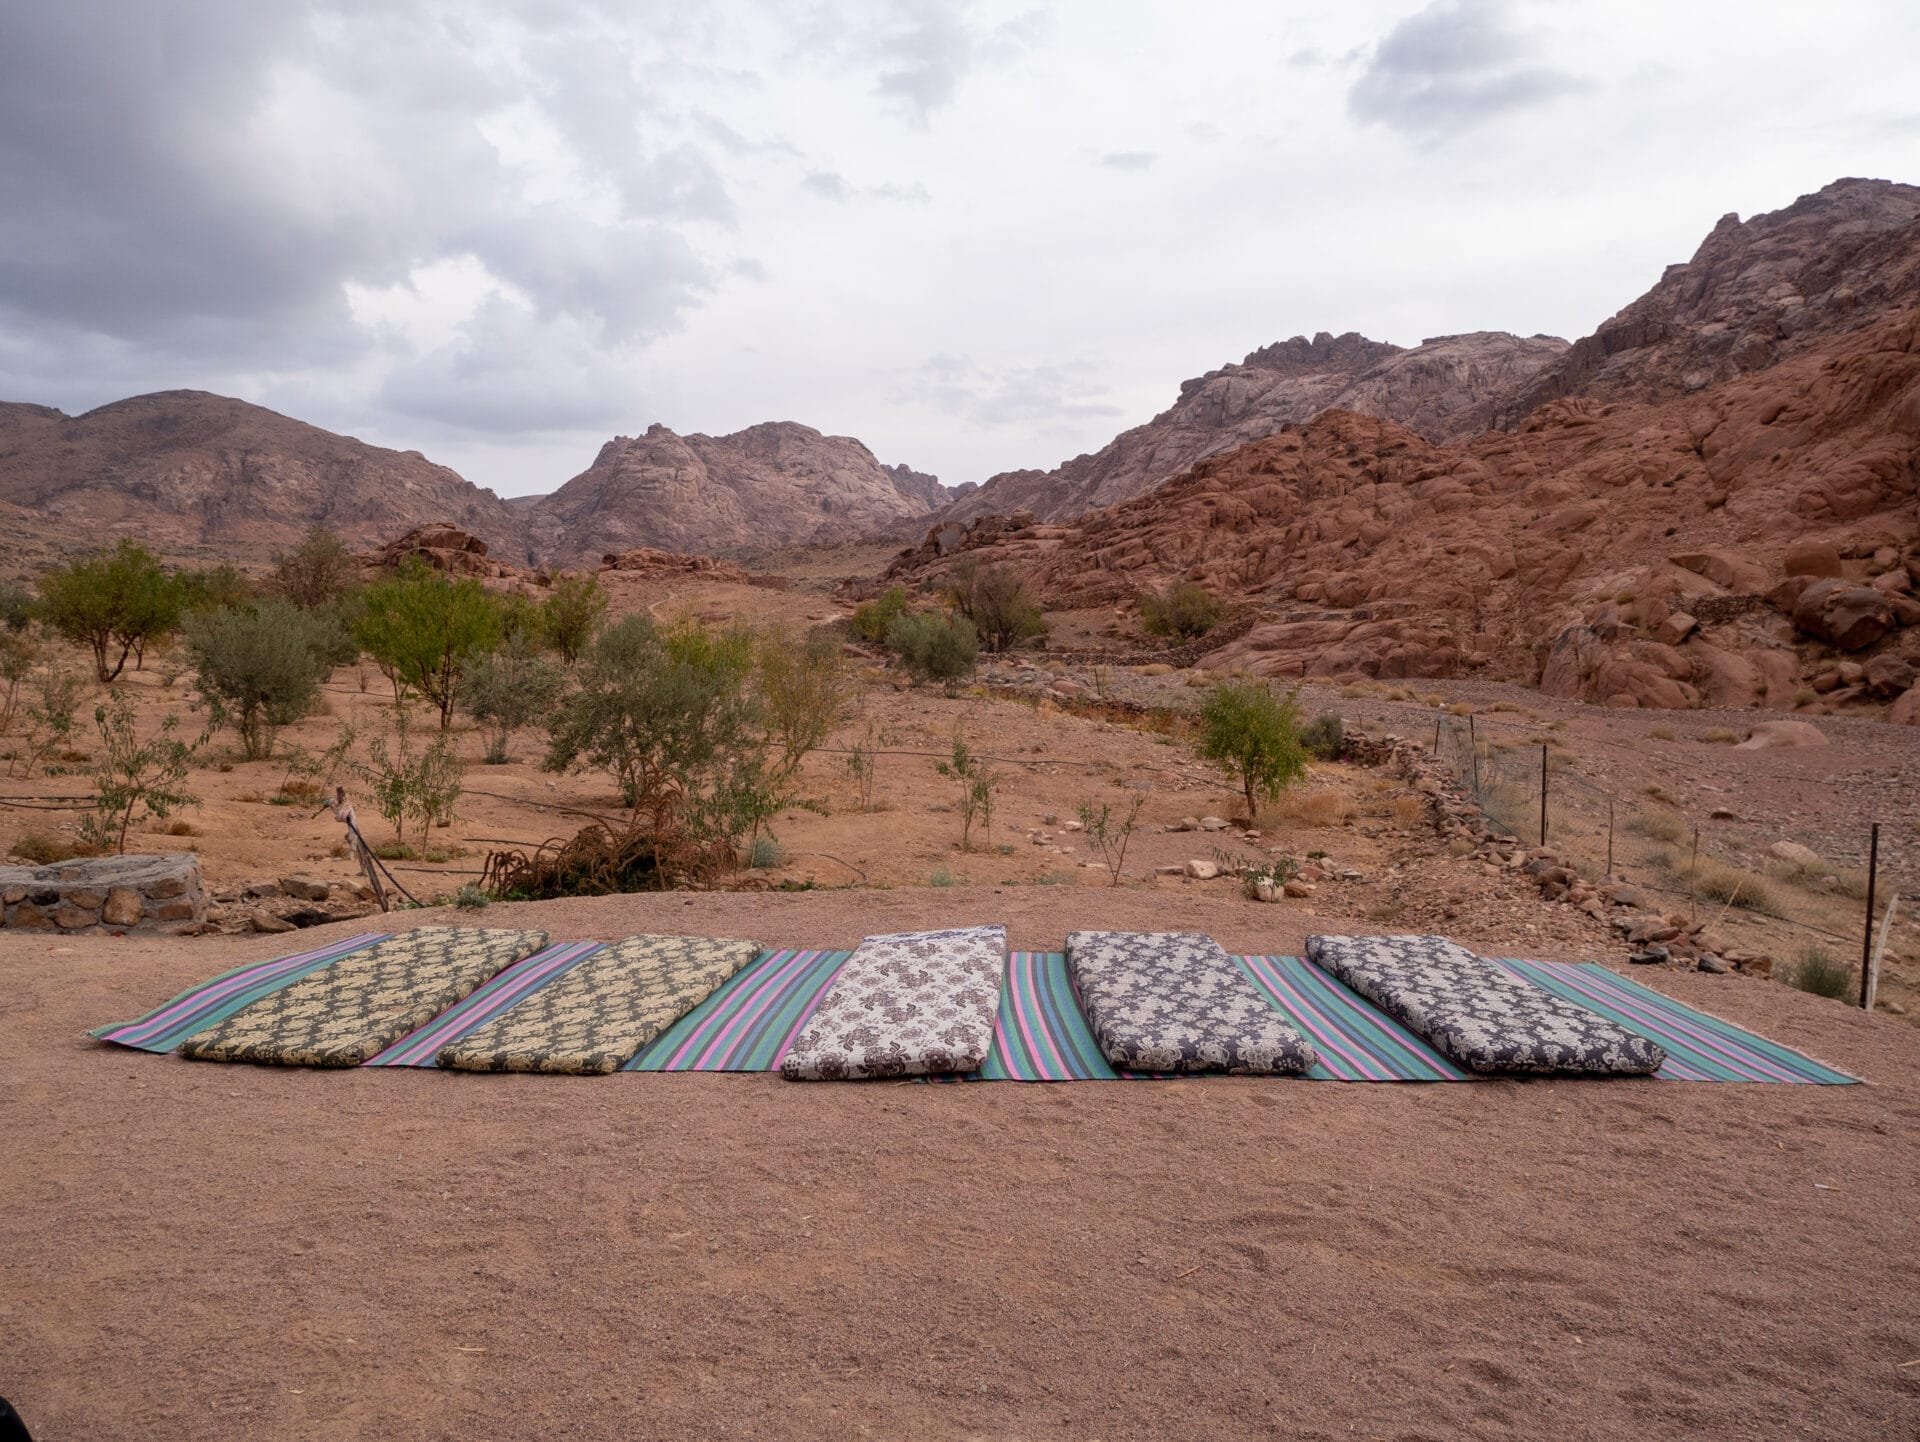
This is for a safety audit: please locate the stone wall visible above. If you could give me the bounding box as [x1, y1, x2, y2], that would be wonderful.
[0, 854, 207, 934]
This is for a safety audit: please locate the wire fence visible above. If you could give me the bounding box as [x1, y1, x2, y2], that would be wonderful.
[1422, 709, 1908, 1000]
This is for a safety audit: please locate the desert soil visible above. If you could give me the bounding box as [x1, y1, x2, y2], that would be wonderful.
[4, 890, 1919, 1441]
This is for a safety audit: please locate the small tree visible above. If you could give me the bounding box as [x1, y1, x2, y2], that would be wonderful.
[0, 628, 36, 738]
[355, 705, 462, 850]
[37, 540, 184, 682]
[1078, 790, 1148, 886]
[947, 562, 1045, 652]
[459, 632, 568, 763]
[544, 614, 760, 815]
[267, 525, 359, 610]
[5, 661, 83, 780]
[1195, 680, 1307, 819]
[353, 559, 503, 727]
[850, 585, 910, 643]
[77, 692, 201, 853]
[936, 729, 999, 851]
[758, 627, 852, 782]
[539, 573, 607, 664]
[1140, 582, 1223, 640]
[843, 718, 881, 813]
[183, 601, 341, 761]
[887, 610, 978, 691]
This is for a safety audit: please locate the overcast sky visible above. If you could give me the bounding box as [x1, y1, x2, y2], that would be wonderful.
[2, 0, 1916, 498]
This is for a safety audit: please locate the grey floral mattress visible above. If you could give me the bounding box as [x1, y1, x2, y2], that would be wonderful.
[779, 925, 1007, 1080]
[1065, 931, 1318, 1074]
[1306, 934, 1667, 1075]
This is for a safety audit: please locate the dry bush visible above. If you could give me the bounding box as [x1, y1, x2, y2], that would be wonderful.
[1627, 809, 1687, 844]
[1648, 724, 1677, 741]
[1446, 701, 1473, 717]
[1390, 795, 1427, 827]
[1767, 855, 1871, 899]
[1280, 789, 1354, 827]
[8, 831, 91, 864]
[161, 818, 197, 836]
[1702, 727, 1739, 745]
[1487, 701, 1524, 714]
[1684, 858, 1783, 915]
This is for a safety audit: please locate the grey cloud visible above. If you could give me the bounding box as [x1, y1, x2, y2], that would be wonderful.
[1348, 0, 1588, 140]
[901, 354, 1124, 430]
[804, 170, 932, 203]
[0, 0, 731, 374]
[376, 298, 636, 434]
[1099, 151, 1159, 171]
[804, 0, 1041, 125]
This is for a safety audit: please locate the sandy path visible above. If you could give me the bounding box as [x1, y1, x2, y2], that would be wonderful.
[4, 889, 1919, 1441]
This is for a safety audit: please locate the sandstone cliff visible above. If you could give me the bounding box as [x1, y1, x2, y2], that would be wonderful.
[1498, 177, 1920, 423]
[939, 330, 1569, 525]
[0, 391, 535, 560]
[528, 421, 949, 563]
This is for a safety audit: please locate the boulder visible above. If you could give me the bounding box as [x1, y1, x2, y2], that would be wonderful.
[1890, 686, 1920, 726]
[1769, 840, 1824, 866]
[1184, 859, 1221, 880]
[1735, 720, 1830, 750]
[1864, 653, 1917, 698]
[1669, 550, 1769, 592]
[1792, 579, 1894, 651]
[1656, 611, 1700, 645]
[1781, 540, 1845, 578]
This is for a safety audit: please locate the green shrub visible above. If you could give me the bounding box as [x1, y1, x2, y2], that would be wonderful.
[758, 627, 853, 781]
[459, 632, 568, 764]
[851, 585, 910, 643]
[539, 573, 607, 664]
[267, 526, 359, 610]
[749, 834, 783, 869]
[76, 692, 201, 854]
[183, 601, 343, 761]
[353, 559, 504, 727]
[175, 566, 254, 614]
[37, 540, 184, 682]
[1300, 711, 1344, 761]
[452, 882, 491, 910]
[354, 704, 462, 848]
[946, 562, 1045, 652]
[1140, 582, 1223, 640]
[886, 610, 978, 689]
[1790, 945, 1852, 1000]
[1195, 680, 1307, 818]
[0, 581, 33, 632]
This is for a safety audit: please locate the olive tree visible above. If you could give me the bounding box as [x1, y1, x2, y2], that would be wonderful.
[353, 559, 503, 728]
[37, 540, 183, 682]
[183, 601, 343, 761]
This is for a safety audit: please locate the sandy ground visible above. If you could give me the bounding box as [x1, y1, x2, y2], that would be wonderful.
[5, 888, 1919, 1442]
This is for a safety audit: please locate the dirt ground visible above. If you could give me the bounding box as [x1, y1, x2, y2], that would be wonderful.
[4, 889, 1919, 1442]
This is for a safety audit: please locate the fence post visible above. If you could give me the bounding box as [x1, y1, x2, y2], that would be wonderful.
[1861, 822, 1879, 1010]
[1688, 824, 1700, 924]
[1469, 713, 1480, 796]
[1433, 712, 1443, 755]
[1606, 797, 1615, 880]
[1539, 743, 1548, 847]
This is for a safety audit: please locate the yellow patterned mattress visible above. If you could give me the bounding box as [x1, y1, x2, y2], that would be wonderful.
[436, 934, 761, 1074]
[176, 927, 550, 1067]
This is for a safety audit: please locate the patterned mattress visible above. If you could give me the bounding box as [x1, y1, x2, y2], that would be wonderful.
[1306, 934, 1667, 1075]
[437, 935, 761, 1074]
[1065, 931, 1318, 1074]
[779, 925, 1006, 1080]
[177, 927, 550, 1067]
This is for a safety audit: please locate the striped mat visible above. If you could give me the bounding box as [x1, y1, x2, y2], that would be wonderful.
[91, 934, 390, 1053]
[971, 953, 1854, 1084]
[627, 948, 852, 1072]
[368, 941, 605, 1066]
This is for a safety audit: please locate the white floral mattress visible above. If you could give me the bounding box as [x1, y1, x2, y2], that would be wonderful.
[779, 925, 1007, 1080]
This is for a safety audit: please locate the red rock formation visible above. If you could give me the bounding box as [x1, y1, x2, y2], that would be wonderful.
[939, 330, 1568, 526]
[360, 524, 551, 594]
[887, 308, 1920, 711]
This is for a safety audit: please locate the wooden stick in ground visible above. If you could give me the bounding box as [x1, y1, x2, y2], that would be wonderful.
[1868, 891, 1899, 1013]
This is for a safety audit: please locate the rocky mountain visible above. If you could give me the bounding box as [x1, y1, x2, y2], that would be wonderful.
[939, 330, 1570, 526]
[1497, 176, 1920, 422]
[885, 304, 1920, 716]
[527, 420, 950, 564]
[0, 390, 535, 560]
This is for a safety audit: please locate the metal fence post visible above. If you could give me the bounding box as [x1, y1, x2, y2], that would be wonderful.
[1539, 743, 1548, 847]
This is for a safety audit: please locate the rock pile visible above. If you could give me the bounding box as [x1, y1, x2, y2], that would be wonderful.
[360, 523, 554, 595]
[0, 854, 206, 934]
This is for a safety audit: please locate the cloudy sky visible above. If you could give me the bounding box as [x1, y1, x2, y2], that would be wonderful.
[2, 0, 1916, 497]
